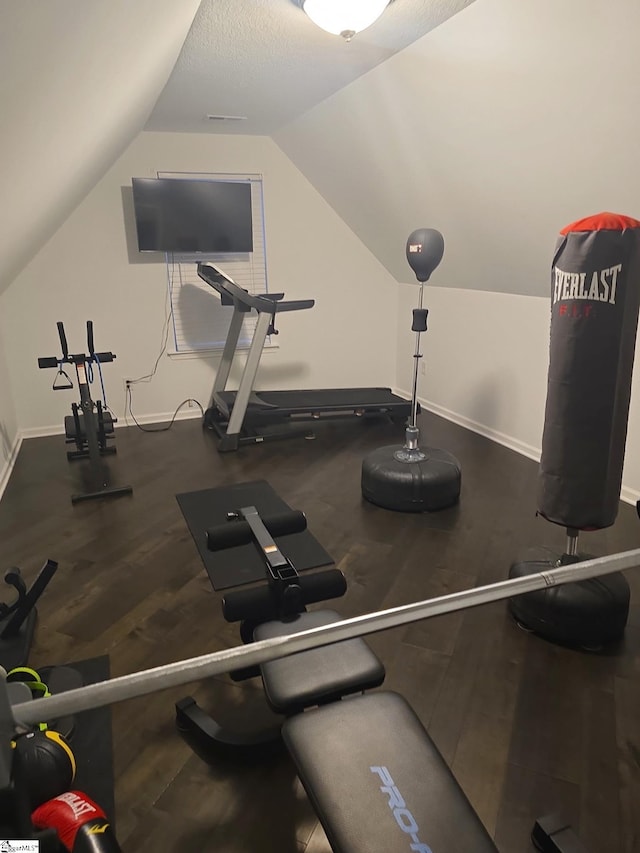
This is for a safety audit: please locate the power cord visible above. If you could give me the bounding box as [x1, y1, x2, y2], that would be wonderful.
[125, 383, 204, 433]
[126, 260, 175, 387]
[123, 258, 206, 432]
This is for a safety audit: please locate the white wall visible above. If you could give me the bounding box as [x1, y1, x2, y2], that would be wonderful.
[396, 284, 640, 501]
[274, 0, 640, 499]
[4, 0, 640, 500]
[1, 131, 399, 433]
[396, 287, 550, 458]
[274, 0, 640, 298]
[0, 0, 201, 293]
[0, 315, 19, 492]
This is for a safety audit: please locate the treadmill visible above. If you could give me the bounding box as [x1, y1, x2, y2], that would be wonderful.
[197, 262, 412, 451]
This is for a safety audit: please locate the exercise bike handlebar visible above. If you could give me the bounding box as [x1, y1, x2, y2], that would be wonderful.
[57, 321, 69, 360]
[37, 357, 60, 369]
[38, 352, 116, 368]
[85, 324, 116, 361]
[38, 321, 116, 367]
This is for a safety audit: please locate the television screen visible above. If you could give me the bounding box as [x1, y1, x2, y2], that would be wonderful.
[131, 177, 253, 254]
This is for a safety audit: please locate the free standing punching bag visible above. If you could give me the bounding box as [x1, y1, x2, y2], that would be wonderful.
[509, 213, 640, 649]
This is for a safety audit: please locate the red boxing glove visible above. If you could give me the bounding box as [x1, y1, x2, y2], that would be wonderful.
[32, 790, 121, 852]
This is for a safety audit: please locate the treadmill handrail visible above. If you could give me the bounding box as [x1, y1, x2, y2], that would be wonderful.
[198, 263, 314, 314]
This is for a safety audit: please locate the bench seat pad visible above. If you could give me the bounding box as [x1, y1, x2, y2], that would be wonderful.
[255, 610, 385, 714]
[283, 691, 498, 853]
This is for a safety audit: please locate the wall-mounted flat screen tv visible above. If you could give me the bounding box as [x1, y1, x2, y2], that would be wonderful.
[131, 177, 253, 254]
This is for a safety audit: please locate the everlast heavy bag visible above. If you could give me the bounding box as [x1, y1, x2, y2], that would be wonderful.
[510, 213, 640, 649]
[538, 212, 640, 528]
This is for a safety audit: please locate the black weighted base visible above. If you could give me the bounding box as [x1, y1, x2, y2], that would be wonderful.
[508, 556, 631, 650]
[361, 445, 461, 512]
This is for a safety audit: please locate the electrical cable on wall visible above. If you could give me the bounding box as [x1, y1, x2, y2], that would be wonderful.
[125, 259, 175, 389]
[125, 384, 203, 433]
[122, 257, 206, 431]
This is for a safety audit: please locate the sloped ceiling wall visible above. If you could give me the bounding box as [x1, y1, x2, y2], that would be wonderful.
[273, 0, 640, 297]
[0, 0, 201, 295]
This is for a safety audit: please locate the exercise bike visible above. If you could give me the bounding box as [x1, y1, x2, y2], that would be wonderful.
[38, 321, 133, 504]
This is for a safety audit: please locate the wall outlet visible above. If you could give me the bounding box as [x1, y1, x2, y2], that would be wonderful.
[420, 361, 426, 376]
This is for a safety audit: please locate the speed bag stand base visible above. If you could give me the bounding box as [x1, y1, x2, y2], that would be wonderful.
[508, 556, 630, 650]
[361, 445, 461, 512]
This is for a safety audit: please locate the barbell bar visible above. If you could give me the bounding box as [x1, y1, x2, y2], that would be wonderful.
[8, 546, 640, 730]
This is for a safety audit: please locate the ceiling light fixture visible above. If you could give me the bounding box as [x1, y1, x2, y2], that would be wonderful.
[299, 0, 391, 42]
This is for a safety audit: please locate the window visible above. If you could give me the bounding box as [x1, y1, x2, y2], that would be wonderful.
[158, 172, 269, 354]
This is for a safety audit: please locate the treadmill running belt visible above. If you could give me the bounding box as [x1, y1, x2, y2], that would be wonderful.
[218, 387, 410, 415]
[256, 387, 407, 408]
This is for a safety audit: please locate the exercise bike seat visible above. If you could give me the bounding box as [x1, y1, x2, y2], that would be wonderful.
[65, 412, 114, 440]
[254, 609, 385, 715]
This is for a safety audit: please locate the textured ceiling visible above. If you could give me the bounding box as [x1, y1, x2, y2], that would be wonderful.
[146, 0, 476, 135]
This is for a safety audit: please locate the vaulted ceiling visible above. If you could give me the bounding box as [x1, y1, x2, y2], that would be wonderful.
[146, 0, 475, 136]
[0, 0, 474, 294]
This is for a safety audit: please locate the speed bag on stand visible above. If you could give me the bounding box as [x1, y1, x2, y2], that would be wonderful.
[510, 213, 640, 649]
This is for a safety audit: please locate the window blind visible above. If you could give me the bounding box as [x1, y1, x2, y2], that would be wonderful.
[158, 172, 268, 353]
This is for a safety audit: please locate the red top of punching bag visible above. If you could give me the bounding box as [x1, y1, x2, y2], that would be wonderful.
[560, 212, 640, 234]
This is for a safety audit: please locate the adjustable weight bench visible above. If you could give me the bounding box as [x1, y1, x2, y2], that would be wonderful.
[177, 489, 498, 852]
[253, 611, 498, 853]
[285, 693, 496, 853]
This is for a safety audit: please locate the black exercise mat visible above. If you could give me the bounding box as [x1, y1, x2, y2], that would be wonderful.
[176, 480, 334, 590]
[40, 655, 115, 824]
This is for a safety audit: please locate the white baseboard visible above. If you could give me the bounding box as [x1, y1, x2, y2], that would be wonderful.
[621, 485, 640, 506]
[19, 406, 204, 441]
[0, 432, 23, 502]
[114, 407, 204, 428]
[394, 387, 639, 509]
[394, 387, 542, 463]
[20, 424, 66, 440]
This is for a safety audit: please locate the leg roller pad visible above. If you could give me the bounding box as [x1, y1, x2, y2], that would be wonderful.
[283, 691, 498, 853]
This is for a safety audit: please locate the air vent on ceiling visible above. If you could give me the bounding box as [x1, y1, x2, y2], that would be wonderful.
[206, 114, 248, 121]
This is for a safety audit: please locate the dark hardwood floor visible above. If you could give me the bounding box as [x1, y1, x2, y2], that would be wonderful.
[1, 409, 639, 853]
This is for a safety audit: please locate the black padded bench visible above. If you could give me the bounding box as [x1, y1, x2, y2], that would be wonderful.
[254, 611, 498, 853]
[283, 692, 497, 853]
[254, 609, 385, 713]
